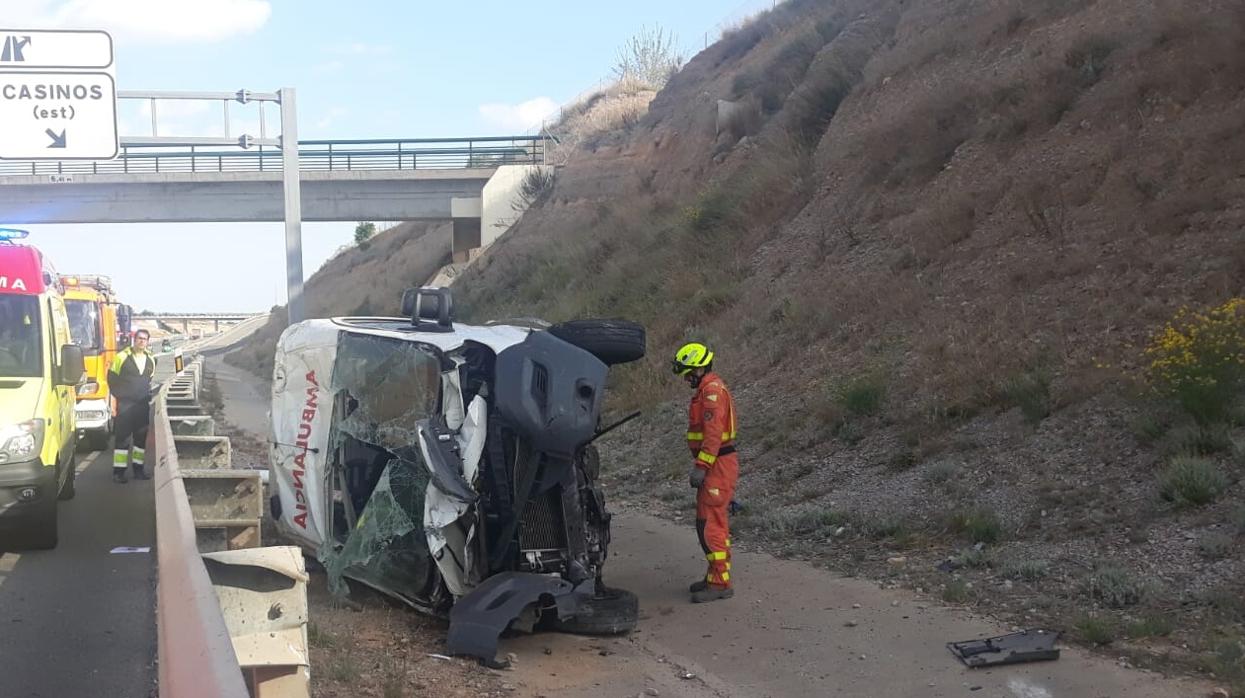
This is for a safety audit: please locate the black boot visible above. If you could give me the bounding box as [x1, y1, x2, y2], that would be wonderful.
[691, 586, 734, 603]
[131, 464, 150, 480]
[113, 469, 128, 484]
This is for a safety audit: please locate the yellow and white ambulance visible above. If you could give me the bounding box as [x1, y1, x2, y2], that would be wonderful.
[0, 230, 85, 549]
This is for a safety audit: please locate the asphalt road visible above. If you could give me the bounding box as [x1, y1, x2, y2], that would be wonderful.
[0, 448, 157, 698]
[0, 352, 178, 697]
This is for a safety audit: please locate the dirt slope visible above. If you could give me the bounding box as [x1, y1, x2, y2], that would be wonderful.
[209, 359, 1210, 698]
[451, 0, 1245, 685]
[231, 0, 1245, 686]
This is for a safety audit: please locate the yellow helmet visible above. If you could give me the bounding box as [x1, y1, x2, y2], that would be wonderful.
[672, 342, 714, 376]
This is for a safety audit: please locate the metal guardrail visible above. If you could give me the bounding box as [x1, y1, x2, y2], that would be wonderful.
[152, 355, 310, 697]
[150, 360, 251, 698]
[0, 136, 545, 176]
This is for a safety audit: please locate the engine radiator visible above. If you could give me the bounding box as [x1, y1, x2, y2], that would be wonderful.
[519, 489, 567, 552]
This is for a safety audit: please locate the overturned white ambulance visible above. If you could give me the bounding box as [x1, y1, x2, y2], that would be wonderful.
[269, 288, 645, 664]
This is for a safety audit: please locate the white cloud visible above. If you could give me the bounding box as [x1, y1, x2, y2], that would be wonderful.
[478, 97, 559, 133]
[9, 0, 271, 43]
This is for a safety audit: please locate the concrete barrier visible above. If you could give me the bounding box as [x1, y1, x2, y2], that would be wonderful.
[170, 415, 216, 432]
[173, 436, 232, 469]
[183, 469, 263, 552]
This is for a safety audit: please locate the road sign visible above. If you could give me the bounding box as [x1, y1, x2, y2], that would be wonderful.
[0, 30, 112, 69]
[0, 29, 117, 160]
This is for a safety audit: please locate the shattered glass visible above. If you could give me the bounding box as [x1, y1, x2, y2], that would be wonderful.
[324, 458, 435, 604]
[319, 333, 447, 607]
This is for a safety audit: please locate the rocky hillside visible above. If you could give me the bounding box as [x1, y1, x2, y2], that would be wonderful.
[454, 0, 1245, 685]
[238, 0, 1245, 686]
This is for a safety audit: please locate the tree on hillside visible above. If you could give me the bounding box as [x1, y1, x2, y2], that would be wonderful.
[354, 222, 376, 247]
[614, 25, 684, 89]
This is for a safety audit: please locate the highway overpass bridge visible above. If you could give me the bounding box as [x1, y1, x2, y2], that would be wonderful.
[0, 136, 544, 226]
[0, 87, 552, 325]
[137, 312, 265, 334]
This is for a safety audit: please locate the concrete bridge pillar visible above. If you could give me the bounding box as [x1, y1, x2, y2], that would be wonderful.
[450, 197, 482, 264]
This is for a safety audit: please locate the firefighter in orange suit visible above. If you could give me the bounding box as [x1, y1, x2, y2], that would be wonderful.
[673, 342, 738, 603]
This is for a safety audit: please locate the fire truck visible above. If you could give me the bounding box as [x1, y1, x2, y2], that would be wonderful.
[61, 274, 132, 450]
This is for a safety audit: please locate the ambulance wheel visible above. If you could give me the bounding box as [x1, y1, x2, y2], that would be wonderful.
[552, 586, 638, 636]
[59, 457, 76, 501]
[25, 501, 58, 550]
[548, 320, 645, 366]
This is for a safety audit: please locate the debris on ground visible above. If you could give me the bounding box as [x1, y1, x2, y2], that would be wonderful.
[947, 629, 1061, 668]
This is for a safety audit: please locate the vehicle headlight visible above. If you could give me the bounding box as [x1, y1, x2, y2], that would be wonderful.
[0, 420, 45, 461]
[76, 381, 99, 396]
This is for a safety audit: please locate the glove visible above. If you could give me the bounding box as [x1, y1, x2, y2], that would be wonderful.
[688, 466, 706, 490]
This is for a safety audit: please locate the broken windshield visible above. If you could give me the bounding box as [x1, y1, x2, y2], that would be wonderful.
[333, 333, 442, 449]
[321, 333, 448, 604]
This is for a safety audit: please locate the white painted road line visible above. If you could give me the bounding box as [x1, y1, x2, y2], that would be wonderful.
[0, 552, 21, 590]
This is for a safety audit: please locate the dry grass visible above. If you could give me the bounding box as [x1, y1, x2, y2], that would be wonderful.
[546, 77, 657, 162]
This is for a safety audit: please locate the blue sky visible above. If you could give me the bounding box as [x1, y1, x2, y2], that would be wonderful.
[6, 0, 773, 312]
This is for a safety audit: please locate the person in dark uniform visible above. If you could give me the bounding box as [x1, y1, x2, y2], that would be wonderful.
[109, 329, 156, 483]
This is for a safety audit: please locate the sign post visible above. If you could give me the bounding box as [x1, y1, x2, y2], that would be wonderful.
[0, 29, 118, 160]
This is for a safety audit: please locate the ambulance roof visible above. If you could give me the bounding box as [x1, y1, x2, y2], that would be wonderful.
[329, 316, 531, 354]
[0, 244, 55, 296]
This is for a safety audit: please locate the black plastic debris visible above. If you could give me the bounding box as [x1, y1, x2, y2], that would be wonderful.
[947, 629, 1061, 668]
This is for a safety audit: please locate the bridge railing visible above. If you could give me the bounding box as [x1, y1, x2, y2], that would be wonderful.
[0, 136, 545, 176]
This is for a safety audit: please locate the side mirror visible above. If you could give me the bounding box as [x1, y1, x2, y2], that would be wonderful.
[59, 345, 86, 386]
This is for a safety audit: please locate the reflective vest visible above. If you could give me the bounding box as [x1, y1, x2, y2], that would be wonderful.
[686, 371, 737, 469]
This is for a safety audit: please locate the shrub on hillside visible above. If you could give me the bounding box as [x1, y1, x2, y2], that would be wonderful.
[613, 25, 684, 89]
[1074, 614, 1117, 645]
[1000, 369, 1052, 424]
[1084, 566, 1148, 608]
[836, 374, 886, 417]
[1158, 455, 1229, 507]
[515, 168, 556, 211]
[1145, 299, 1245, 424]
[1161, 423, 1235, 456]
[944, 506, 1003, 544]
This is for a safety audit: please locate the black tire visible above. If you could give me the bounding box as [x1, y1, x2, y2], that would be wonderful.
[552, 586, 638, 636]
[59, 458, 76, 501]
[548, 320, 645, 366]
[93, 428, 114, 452]
[76, 430, 111, 453]
[25, 501, 58, 550]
